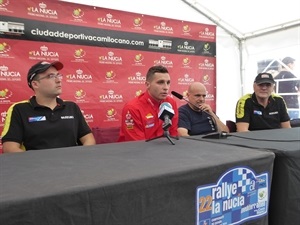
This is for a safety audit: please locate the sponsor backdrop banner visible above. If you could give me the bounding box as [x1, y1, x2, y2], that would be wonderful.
[0, 0, 216, 147]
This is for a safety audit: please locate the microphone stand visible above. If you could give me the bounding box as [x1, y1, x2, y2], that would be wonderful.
[146, 118, 179, 145]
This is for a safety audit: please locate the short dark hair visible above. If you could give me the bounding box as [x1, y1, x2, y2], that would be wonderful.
[146, 65, 169, 81]
[282, 57, 295, 65]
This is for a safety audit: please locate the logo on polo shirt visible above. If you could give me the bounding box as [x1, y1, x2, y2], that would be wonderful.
[253, 110, 262, 115]
[28, 116, 46, 122]
[61, 116, 74, 119]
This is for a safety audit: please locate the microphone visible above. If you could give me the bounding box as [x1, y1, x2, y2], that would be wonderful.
[171, 91, 184, 100]
[158, 102, 174, 131]
[171, 91, 229, 139]
[171, 91, 201, 111]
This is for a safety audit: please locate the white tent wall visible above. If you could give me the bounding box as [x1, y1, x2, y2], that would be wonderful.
[242, 26, 300, 94]
[61, 0, 300, 123]
[214, 29, 241, 122]
[241, 26, 300, 121]
[214, 25, 300, 122]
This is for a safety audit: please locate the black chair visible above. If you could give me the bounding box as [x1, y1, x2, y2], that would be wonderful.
[290, 118, 300, 127]
[226, 120, 237, 132]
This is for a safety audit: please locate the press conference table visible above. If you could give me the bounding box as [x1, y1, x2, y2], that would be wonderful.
[186, 127, 300, 225]
[0, 137, 274, 225]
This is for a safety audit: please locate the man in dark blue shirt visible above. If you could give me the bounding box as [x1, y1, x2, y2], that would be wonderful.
[178, 82, 229, 136]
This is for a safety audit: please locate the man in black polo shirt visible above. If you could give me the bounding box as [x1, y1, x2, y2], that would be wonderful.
[235, 72, 291, 131]
[1, 61, 96, 153]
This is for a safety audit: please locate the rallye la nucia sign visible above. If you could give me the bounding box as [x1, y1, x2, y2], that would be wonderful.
[197, 166, 269, 225]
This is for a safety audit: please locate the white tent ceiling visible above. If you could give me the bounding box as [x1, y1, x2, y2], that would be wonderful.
[183, 0, 300, 39]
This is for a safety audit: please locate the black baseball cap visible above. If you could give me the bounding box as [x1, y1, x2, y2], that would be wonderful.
[254, 73, 275, 84]
[27, 61, 63, 88]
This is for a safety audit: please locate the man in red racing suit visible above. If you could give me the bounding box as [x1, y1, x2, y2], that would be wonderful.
[118, 65, 178, 142]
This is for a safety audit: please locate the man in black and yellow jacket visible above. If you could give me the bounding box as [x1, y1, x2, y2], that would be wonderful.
[235, 72, 291, 131]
